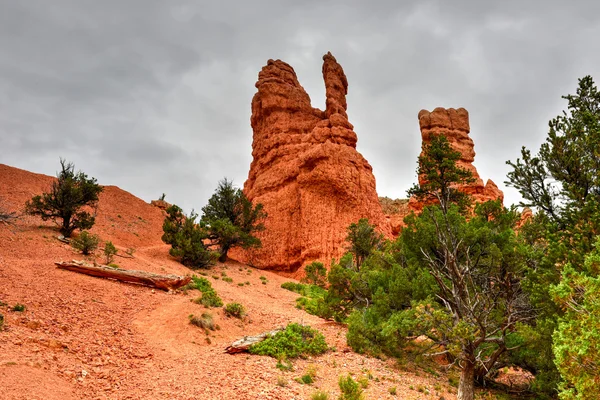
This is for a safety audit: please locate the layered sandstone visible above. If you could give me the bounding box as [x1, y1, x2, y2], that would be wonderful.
[239, 52, 390, 272]
[408, 107, 503, 211]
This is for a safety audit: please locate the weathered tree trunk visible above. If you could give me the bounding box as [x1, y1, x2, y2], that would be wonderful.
[458, 359, 476, 400]
[225, 328, 283, 354]
[55, 260, 191, 291]
[218, 245, 229, 263]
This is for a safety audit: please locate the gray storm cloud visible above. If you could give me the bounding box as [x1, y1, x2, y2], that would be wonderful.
[1, 0, 599, 212]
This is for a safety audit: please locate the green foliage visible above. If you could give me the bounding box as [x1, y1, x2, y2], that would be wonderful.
[189, 313, 215, 331]
[346, 218, 384, 268]
[196, 290, 223, 308]
[506, 76, 600, 396]
[281, 281, 328, 317]
[296, 366, 317, 385]
[407, 134, 474, 212]
[303, 261, 327, 287]
[162, 205, 214, 269]
[224, 302, 246, 319]
[550, 241, 600, 399]
[12, 303, 26, 312]
[338, 374, 364, 400]
[189, 276, 223, 308]
[248, 323, 328, 360]
[200, 178, 266, 262]
[311, 390, 329, 400]
[103, 241, 117, 264]
[71, 231, 100, 255]
[25, 159, 103, 237]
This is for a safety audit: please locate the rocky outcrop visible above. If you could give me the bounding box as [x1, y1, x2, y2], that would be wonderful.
[239, 52, 390, 272]
[409, 107, 503, 211]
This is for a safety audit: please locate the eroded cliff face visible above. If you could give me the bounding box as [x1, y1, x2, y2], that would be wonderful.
[240, 52, 390, 272]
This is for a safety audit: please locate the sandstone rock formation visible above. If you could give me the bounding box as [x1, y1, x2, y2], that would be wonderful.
[409, 107, 503, 211]
[239, 52, 390, 272]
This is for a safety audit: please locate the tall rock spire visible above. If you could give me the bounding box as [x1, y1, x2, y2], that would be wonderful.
[238, 53, 390, 273]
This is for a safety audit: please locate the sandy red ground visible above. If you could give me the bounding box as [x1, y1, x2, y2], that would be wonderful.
[0, 163, 459, 399]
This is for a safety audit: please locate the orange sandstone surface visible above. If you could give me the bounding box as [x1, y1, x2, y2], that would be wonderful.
[402, 108, 503, 213]
[238, 52, 390, 272]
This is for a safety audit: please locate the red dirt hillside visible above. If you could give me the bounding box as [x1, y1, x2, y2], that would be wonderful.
[0, 163, 458, 399]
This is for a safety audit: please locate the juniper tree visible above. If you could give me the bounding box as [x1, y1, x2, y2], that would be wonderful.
[200, 178, 266, 263]
[507, 76, 600, 398]
[25, 159, 103, 237]
[404, 135, 533, 400]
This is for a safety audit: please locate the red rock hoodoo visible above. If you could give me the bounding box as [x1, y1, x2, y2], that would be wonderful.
[239, 52, 390, 272]
[408, 107, 504, 211]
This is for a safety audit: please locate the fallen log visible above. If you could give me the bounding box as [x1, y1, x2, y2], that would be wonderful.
[225, 328, 284, 354]
[55, 260, 191, 291]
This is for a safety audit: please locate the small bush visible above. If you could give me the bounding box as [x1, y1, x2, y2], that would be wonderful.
[195, 291, 223, 308]
[224, 302, 246, 319]
[297, 374, 314, 385]
[190, 276, 213, 292]
[12, 303, 26, 312]
[188, 276, 223, 307]
[388, 386, 397, 395]
[338, 374, 364, 400]
[297, 364, 317, 384]
[277, 376, 288, 387]
[223, 277, 233, 283]
[249, 323, 328, 360]
[281, 282, 328, 317]
[189, 313, 214, 331]
[71, 231, 99, 255]
[104, 241, 117, 264]
[303, 261, 327, 287]
[311, 391, 329, 400]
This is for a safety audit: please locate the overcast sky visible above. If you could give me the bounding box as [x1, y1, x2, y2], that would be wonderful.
[1, 0, 599, 212]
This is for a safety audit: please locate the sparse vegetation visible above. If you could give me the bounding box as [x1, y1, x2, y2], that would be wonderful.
[338, 374, 364, 400]
[388, 386, 397, 396]
[249, 323, 328, 360]
[195, 290, 223, 308]
[0, 313, 4, 330]
[24, 159, 103, 237]
[12, 303, 26, 312]
[0, 203, 17, 225]
[224, 302, 246, 319]
[188, 276, 223, 308]
[281, 281, 327, 316]
[71, 231, 100, 255]
[189, 313, 215, 332]
[311, 390, 329, 400]
[276, 375, 288, 387]
[103, 241, 117, 264]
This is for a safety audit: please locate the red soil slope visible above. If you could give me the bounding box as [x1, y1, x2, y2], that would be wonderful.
[0, 163, 458, 399]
